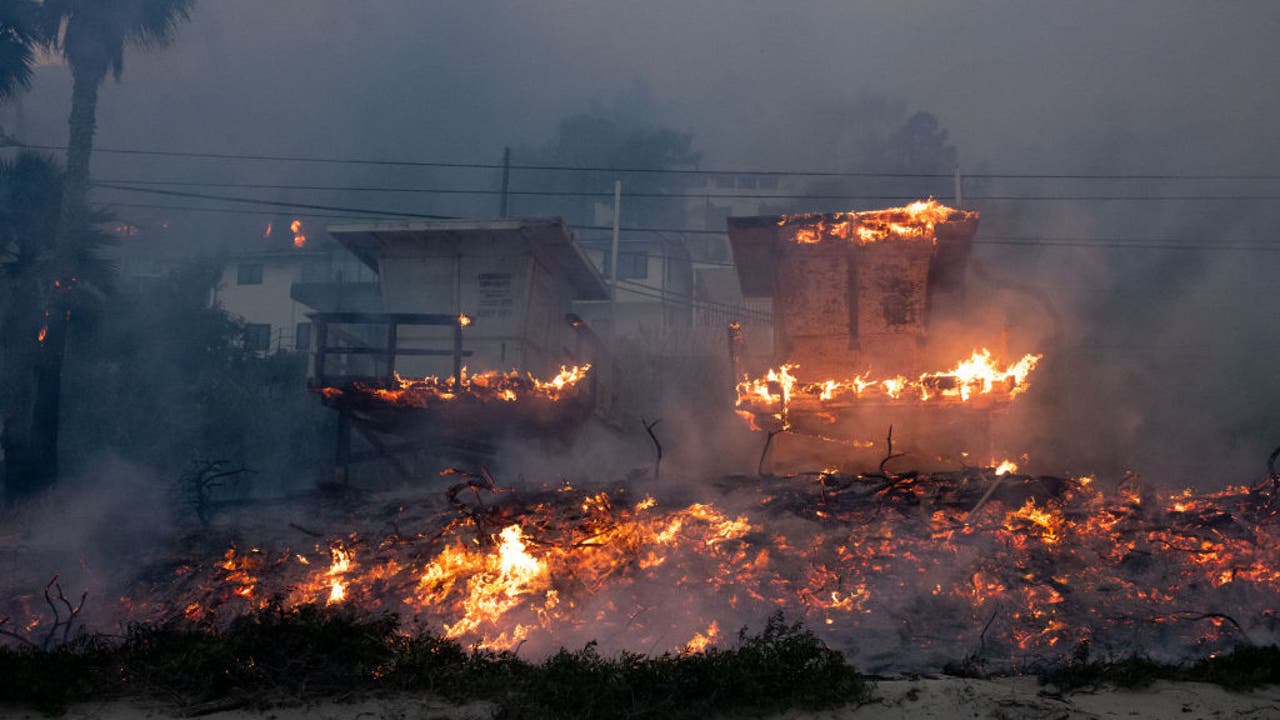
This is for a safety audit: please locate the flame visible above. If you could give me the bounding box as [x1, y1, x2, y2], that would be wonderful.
[736, 349, 1042, 428]
[264, 222, 273, 239]
[290, 219, 306, 248]
[994, 459, 1019, 476]
[683, 620, 720, 653]
[342, 365, 591, 408]
[94, 472, 1280, 668]
[775, 199, 974, 245]
[326, 544, 352, 605]
[458, 313, 472, 327]
[36, 325, 47, 344]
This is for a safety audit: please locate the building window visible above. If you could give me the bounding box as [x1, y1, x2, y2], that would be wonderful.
[295, 322, 312, 352]
[237, 263, 263, 285]
[617, 252, 648, 280]
[244, 323, 271, 352]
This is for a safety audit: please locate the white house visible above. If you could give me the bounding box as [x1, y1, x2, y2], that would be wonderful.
[213, 244, 377, 354]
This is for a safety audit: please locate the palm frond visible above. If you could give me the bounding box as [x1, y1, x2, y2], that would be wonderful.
[126, 0, 194, 49]
[37, 0, 193, 80]
[0, 0, 40, 98]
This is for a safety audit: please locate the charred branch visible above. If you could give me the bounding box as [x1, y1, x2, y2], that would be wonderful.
[1, 575, 90, 651]
[444, 466, 507, 543]
[642, 418, 663, 483]
[179, 459, 256, 527]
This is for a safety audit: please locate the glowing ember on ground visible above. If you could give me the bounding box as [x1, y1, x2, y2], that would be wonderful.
[994, 459, 1019, 476]
[59, 468, 1278, 672]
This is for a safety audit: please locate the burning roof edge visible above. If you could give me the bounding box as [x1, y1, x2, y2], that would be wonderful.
[726, 210, 979, 298]
[327, 217, 610, 301]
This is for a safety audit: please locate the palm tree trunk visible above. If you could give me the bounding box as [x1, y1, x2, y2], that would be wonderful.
[28, 60, 107, 494]
[1, 273, 42, 503]
[30, 303, 67, 488]
[57, 61, 102, 256]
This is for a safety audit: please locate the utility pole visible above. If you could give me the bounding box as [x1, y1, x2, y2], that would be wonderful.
[609, 180, 622, 334]
[953, 164, 963, 207]
[499, 146, 511, 218]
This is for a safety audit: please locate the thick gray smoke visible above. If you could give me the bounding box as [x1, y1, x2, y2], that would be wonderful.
[4, 2, 1280, 620]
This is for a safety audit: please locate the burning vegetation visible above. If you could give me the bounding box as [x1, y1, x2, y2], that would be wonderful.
[8, 459, 1270, 678]
[4, 197, 1277, 716]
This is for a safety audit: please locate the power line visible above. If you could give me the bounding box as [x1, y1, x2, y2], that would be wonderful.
[98, 186, 1280, 254]
[91, 176, 1280, 202]
[16, 142, 1280, 181]
[94, 182, 457, 220]
[613, 279, 771, 319]
[104, 201, 382, 223]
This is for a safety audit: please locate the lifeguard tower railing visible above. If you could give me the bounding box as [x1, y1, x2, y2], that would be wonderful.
[309, 311, 472, 389]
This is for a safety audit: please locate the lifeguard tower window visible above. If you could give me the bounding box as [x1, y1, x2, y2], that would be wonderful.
[237, 263, 263, 285]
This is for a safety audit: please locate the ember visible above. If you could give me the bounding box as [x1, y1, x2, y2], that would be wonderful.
[78, 465, 1280, 672]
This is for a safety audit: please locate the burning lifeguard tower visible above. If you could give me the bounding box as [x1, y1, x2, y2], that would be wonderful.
[309, 218, 619, 483]
[727, 201, 1040, 469]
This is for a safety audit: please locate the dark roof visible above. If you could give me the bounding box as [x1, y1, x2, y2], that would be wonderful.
[326, 217, 610, 301]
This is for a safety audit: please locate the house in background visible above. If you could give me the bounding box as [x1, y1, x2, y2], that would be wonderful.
[212, 229, 378, 355]
[573, 234, 695, 354]
[681, 173, 801, 264]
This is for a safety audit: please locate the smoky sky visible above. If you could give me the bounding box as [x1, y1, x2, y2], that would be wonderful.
[9, 1, 1278, 171]
[7, 1, 1280, 486]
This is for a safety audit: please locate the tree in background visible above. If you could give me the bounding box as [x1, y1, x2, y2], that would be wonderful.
[59, 261, 332, 496]
[512, 108, 701, 229]
[0, 151, 114, 503]
[799, 96, 960, 212]
[27, 0, 193, 493]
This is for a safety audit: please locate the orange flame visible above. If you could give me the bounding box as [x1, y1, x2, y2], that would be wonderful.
[776, 199, 974, 245]
[112, 472, 1280, 664]
[736, 349, 1042, 426]
[344, 365, 591, 408]
[290, 219, 306, 248]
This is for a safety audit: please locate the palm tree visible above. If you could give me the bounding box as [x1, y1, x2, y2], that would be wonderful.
[24, 0, 192, 493]
[0, 152, 114, 503]
[0, 1, 39, 101]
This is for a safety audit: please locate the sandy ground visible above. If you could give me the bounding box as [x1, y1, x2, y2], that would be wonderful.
[2, 678, 1278, 719]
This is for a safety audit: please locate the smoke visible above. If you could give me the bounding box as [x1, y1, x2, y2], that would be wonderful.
[5, 2, 1280, 672]
[1, 455, 174, 634]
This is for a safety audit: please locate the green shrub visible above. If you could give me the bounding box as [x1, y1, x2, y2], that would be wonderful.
[0, 605, 870, 718]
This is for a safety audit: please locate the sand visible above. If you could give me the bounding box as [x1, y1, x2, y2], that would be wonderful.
[3, 678, 1278, 720]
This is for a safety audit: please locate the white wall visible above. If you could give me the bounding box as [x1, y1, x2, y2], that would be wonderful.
[215, 257, 311, 353]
